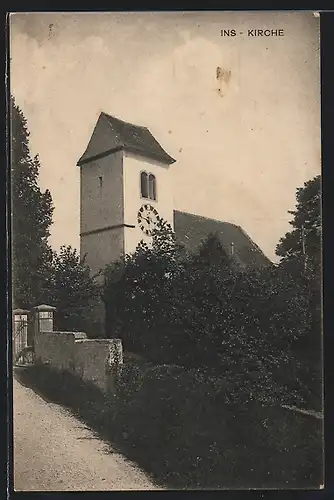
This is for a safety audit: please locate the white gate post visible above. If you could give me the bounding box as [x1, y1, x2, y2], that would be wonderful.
[32, 304, 56, 360]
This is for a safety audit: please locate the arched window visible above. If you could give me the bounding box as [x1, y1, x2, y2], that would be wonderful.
[140, 171, 157, 200]
[140, 171, 148, 198]
[148, 174, 156, 200]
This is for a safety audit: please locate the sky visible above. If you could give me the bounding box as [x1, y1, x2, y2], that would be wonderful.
[10, 11, 321, 261]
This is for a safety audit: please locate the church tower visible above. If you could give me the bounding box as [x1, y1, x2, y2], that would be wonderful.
[77, 112, 176, 280]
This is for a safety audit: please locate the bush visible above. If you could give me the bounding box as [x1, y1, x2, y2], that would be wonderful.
[111, 364, 323, 489]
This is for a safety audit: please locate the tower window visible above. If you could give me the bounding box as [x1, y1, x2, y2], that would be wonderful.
[148, 174, 156, 200]
[140, 171, 148, 198]
[140, 171, 157, 200]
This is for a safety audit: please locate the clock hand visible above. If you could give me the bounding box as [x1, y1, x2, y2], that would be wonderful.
[142, 216, 153, 224]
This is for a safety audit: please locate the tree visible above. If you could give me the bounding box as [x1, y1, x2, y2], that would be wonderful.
[193, 233, 230, 267]
[42, 245, 101, 333]
[275, 175, 322, 410]
[11, 96, 54, 309]
[103, 218, 188, 354]
[276, 175, 321, 272]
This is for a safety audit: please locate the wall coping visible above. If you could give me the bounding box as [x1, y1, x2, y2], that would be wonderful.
[40, 331, 88, 340]
[75, 339, 119, 343]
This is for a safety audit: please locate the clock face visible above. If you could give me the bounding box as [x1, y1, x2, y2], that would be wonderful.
[137, 204, 160, 236]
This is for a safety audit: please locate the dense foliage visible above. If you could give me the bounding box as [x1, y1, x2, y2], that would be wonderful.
[11, 96, 54, 309]
[104, 213, 321, 409]
[112, 362, 322, 489]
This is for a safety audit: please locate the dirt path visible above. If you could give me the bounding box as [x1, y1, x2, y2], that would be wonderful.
[13, 376, 161, 491]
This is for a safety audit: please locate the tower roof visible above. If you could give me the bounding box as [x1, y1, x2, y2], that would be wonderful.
[77, 112, 176, 166]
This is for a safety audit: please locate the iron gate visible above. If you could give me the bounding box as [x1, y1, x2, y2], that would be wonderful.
[13, 313, 35, 365]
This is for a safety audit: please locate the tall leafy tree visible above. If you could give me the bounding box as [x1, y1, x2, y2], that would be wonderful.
[103, 218, 187, 352]
[11, 96, 54, 309]
[276, 175, 321, 272]
[42, 245, 101, 334]
[276, 175, 322, 410]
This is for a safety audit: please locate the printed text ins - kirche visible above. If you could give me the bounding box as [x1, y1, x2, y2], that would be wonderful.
[221, 29, 284, 37]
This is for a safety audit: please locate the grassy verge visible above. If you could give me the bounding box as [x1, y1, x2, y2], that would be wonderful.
[14, 363, 323, 490]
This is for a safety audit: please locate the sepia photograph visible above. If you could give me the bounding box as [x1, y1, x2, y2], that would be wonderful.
[9, 11, 323, 491]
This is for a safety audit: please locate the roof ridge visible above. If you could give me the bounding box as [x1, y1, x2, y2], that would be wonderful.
[174, 209, 239, 228]
[237, 225, 268, 256]
[101, 111, 148, 130]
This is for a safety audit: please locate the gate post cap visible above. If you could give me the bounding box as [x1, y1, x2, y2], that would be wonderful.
[13, 308, 29, 315]
[33, 304, 57, 311]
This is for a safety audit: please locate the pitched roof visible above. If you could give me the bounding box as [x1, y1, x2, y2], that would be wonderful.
[173, 210, 271, 268]
[77, 112, 175, 166]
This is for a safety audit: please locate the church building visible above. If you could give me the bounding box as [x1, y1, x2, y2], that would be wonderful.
[77, 111, 270, 280]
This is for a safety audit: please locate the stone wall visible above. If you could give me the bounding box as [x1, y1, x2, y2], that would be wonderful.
[34, 330, 123, 393]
